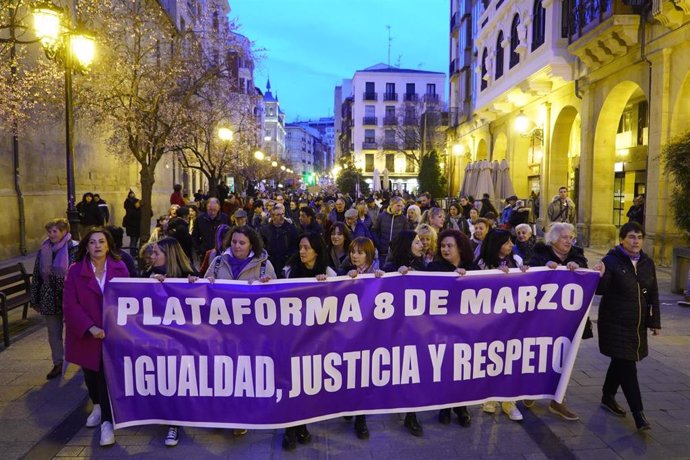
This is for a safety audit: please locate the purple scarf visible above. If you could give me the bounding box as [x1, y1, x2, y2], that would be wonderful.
[619, 244, 641, 263]
[40, 233, 72, 282]
[223, 251, 254, 279]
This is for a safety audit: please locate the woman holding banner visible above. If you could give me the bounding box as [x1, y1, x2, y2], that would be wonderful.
[476, 229, 527, 422]
[383, 230, 426, 437]
[525, 222, 586, 421]
[282, 232, 336, 451]
[427, 229, 477, 427]
[63, 228, 129, 447]
[145, 237, 198, 447]
[593, 222, 660, 432]
[339, 236, 384, 440]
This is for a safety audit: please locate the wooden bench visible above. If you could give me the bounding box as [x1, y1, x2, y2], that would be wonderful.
[0, 263, 32, 347]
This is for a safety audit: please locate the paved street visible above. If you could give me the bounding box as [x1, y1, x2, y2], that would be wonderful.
[1, 249, 689, 459]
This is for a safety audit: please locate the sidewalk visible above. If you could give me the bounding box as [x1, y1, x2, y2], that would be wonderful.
[1, 250, 689, 459]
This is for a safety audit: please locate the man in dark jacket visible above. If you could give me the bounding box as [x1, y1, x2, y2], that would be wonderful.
[372, 196, 408, 266]
[593, 222, 660, 432]
[192, 198, 230, 259]
[261, 204, 299, 277]
[298, 206, 323, 235]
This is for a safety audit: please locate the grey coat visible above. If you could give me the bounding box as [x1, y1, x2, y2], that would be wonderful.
[204, 250, 276, 281]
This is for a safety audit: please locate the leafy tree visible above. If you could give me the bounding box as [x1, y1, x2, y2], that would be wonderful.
[662, 131, 690, 235]
[336, 160, 370, 198]
[418, 150, 446, 199]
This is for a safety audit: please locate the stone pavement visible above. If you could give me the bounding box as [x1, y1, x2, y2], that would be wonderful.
[1, 249, 689, 459]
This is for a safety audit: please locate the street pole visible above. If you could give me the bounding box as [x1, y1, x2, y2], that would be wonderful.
[64, 35, 80, 238]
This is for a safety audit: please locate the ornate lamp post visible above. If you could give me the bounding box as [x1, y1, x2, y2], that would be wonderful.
[33, 2, 95, 238]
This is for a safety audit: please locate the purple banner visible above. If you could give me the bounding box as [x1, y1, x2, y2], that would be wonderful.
[102, 267, 600, 429]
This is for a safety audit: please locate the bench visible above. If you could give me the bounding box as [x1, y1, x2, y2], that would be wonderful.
[0, 263, 32, 347]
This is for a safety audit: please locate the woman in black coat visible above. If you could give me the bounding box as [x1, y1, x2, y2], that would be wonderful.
[427, 229, 476, 427]
[382, 230, 426, 437]
[593, 222, 660, 432]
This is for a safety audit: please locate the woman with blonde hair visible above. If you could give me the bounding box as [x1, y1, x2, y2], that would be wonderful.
[406, 204, 422, 228]
[421, 207, 446, 234]
[414, 223, 437, 266]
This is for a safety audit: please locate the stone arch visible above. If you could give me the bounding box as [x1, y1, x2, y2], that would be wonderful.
[476, 138, 489, 161]
[493, 132, 508, 161]
[590, 81, 648, 244]
[670, 72, 690, 138]
[549, 105, 580, 203]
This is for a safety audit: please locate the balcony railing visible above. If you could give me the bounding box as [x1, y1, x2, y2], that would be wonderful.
[362, 116, 378, 125]
[383, 115, 398, 126]
[424, 93, 440, 104]
[363, 91, 378, 101]
[404, 93, 418, 102]
[362, 141, 378, 150]
[568, 0, 613, 41]
[449, 59, 459, 75]
[383, 140, 398, 150]
[383, 92, 398, 101]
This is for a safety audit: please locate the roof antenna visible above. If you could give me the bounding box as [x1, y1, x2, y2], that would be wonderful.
[386, 25, 392, 66]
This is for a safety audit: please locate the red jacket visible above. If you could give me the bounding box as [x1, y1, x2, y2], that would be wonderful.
[63, 256, 129, 371]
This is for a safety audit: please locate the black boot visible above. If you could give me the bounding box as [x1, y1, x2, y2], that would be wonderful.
[633, 412, 651, 431]
[282, 427, 297, 451]
[454, 406, 472, 427]
[296, 424, 312, 444]
[438, 408, 451, 425]
[404, 413, 423, 437]
[601, 394, 626, 417]
[354, 415, 369, 440]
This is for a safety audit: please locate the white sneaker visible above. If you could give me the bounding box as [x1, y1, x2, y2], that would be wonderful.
[502, 402, 524, 421]
[165, 426, 180, 447]
[86, 404, 101, 428]
[482, 401, 497, 414]
[100, 421, 115, 446]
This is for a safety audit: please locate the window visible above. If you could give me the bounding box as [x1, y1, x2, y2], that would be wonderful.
[426, 83, 436, 95]
[406, 83, 415, 94]
[532, 0, 546, 51]
[637, 101, 648, 145]
[510, 15, 521, 68]
[365, 105, 375, 116]
[366, 82, 375, 92]
[406, 157, 415, 173]
[495, 32, 504, 79]
[213, 10, 219, 32]
[365, 154, 375, 172]
[386, 154, 395, 171]
[386, 82, 395, 94]
[481, 48, 488, 91]
[364, 129, 376, 143]
[385, 106, 396, 117]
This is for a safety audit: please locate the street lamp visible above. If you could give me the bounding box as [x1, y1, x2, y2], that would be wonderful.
[254, 150, 265, 161]
[271, 161, 278, 167]
[218, 127, 233, 141]
[33, 1, 96, 238]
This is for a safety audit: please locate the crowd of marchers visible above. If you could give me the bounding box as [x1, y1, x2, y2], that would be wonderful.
[28, 183, 659, 450]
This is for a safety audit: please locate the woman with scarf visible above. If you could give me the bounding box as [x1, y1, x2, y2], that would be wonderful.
[326, 222, 352, 272]
[593, 222, 660, 432]
[63, 228, 129, 447]
[30, 218, 79, 380]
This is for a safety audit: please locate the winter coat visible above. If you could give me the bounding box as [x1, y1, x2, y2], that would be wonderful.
[192, 212, 231, 256]
[527, 242, 588, 268]
[77, 201, 103, 227]
[596, 246, 660, 361]
[63, 256, 129, 371]
[479, 199, 497, 218]
[372, 210, 409, 257]
[30, 240, 78, 315]
[204, 250, 276, 281]
[627, 204, 645, 226]
[445, 215, 470, 236]
[122, 206, 141, 238]
[427, 258, 478, 272]
[167, 217, 194, 263]
[514, 236, 537, 262]
[260, 221, 299, 277]
[546, 196, 576, 226]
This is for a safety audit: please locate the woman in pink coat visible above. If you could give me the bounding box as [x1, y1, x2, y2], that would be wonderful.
[63, 227, 129, 447]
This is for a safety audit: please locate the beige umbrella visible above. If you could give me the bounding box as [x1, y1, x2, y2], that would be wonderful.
[460, 163, 471, 196]
[382, 168, 390, 191]
[475, 160, 495, 199]
[373, 168, 381, 192]
[495, 159, 516, 200]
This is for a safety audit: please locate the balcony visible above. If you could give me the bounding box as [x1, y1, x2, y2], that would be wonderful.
[383, 92, 398, 102]
[567, 0, 640, 72]
[362, 116, 378, 126]
[403, 115, 418, 126]
[449, 59, 460, 76]
[362, 142, 378, 150]
[404, 93, 418, 102]
[363, 91, 378, 101]
[424, 93, 440, 104]
[383, 115, 398, 126]
[653, 0, 690, 28]
[383, 140, 398, 150]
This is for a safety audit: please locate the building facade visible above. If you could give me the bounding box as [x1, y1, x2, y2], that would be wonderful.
[340, 64, 446, 193]
[285, 124, 318, 176]
[447, 0, 689, 264]
[262, 80, 287, 162]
